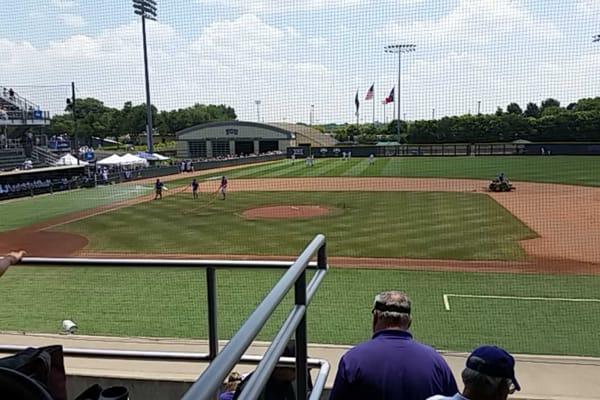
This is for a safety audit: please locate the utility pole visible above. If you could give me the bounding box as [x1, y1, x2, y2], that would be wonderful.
[66, 82, 79, 165]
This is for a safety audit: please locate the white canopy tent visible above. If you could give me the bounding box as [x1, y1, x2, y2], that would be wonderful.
[136, 152, 170, 161]
[120, 153, 149, 166]
[97, 154, 124, 166]
[54, 153, 88, 166]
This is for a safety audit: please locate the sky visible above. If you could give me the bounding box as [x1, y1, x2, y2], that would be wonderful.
[1, 0, 599, 124]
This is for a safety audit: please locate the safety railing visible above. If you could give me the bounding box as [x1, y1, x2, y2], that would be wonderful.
[0, 234, 329, 400]
[182, 234, 328, 400]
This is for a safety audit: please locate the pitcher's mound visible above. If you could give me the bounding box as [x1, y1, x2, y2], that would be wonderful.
[243, 205, 333, 220]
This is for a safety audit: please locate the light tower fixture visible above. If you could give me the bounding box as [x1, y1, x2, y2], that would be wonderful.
[133, 0, 157, 153]
[385, 44, 416, 142]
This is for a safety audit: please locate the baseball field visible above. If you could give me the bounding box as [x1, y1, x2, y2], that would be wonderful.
[1, 156, 599, 357]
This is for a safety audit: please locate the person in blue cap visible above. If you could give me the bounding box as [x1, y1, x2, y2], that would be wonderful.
[428, 345, 520, 400]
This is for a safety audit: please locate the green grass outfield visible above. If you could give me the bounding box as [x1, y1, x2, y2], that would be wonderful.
[2, 156, 597, 233]
[194, 156, 600, 186]
[1, 266, 599, 357]
[57, 191, 535, 260]
[0, 184, 152, 232]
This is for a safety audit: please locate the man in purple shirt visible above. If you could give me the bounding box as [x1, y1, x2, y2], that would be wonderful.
[329, 291, 458, 400]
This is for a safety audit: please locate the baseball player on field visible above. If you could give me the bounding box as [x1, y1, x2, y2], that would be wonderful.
[154, 178, 164, 200]
[219, 176, 228, 200]
[191, 178, 199, 199]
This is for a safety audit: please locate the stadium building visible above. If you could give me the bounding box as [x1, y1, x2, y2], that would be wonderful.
[175, 121, 337, 158]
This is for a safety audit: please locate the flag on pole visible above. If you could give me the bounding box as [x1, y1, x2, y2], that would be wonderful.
[384, 87, 395, 104]
[355, 91, 360, 116]
[365, 84, 374, 100]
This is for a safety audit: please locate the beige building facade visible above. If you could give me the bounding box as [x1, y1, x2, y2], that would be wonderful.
[176, 121, 295, 159]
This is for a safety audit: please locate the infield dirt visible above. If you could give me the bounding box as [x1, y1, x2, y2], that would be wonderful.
[2, 177, 599, 274]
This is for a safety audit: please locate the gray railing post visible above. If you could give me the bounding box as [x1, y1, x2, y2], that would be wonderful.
[207, 267, 218, 361]
[295, 270, 307, 400]
[318, 243, 327, 270]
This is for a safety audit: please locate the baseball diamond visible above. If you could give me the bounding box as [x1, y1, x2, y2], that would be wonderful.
[1, 156, 600, 359]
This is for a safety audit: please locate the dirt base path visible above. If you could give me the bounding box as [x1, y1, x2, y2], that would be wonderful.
[3, 176, 600, 272]
[73, 251, 600, 275]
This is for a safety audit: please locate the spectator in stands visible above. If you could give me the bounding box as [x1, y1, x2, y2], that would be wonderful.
[8, 88, 15, 99]
[329, 291, 458, 400]
[427, 345, 520, 400]
[233, 340, 312, 400]
[0, 250, 26, 279]
[219, 371, 242, 400]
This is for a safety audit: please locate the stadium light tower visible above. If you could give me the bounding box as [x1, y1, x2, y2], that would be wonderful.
[133, 0, 157, 154]
[385, 44, 416, 142]
[255, 100, 261, 122]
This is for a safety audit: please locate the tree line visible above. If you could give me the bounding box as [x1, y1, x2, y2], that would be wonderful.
[328, 97, 600, 144]
[50, 97, 237, 142]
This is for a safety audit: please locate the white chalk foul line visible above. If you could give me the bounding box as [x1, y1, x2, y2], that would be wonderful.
[443, 293, 600, 311]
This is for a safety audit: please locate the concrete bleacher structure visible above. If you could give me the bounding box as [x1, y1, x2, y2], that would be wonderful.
[0, 149, 28, 171]
[0, 89, 50, 128]
[0, 148, 47, 172]
[1, 333, 598, 400]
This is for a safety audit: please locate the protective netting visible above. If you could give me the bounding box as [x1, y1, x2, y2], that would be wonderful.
[1, 1, 600, 362]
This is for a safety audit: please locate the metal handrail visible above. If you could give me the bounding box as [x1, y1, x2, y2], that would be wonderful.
[182, 234, 327, 400]
[0, 345, 330, 399]
[14, 235, 329, 400]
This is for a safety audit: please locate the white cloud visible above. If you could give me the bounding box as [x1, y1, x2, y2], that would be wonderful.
[51, 0, 76, 9]
[370, 0, 576, 119]
[197, 0, 364, 14]
[1, 2, 600, 124]
[59, 14, 86, 29]
[577, 0, 600, 15]
[0, 15, 333, 123]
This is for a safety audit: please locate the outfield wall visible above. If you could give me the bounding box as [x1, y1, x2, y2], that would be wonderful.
[288, 143, 600, 157]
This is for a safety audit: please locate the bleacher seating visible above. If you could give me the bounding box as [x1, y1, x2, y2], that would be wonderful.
[0, 89, 50, 125]
[0, 149, 44, 172]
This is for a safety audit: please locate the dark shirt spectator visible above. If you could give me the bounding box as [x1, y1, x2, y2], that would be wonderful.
[329, 291, 458, 400]
[0, 250, 26, 279]
[219, 371, 242, 400]
[427, 345, 520, 400]
[233, 341, 312, 400]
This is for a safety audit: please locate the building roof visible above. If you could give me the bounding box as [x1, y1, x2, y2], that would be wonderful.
[267, 123, 337, 146]
[176, 120, 293, 139]
[176, 121, 337, 146]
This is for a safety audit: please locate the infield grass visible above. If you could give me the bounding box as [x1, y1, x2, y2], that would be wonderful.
[56, 191, 536, 260]
[1, 266, 599, 357]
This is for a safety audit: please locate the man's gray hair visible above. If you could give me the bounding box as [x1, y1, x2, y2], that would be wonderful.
[462, 367, 509, 396]
[373, 291, 412, 328]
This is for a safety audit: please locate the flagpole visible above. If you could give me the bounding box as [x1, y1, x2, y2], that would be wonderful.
[372, 86, 375, 125]
[383, 102, 386, 124]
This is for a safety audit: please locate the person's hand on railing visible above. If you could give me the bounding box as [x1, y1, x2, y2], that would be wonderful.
[0, 250, 26, 278]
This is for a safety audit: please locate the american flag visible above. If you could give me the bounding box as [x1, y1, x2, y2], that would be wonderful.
[365, 84, 374, 100]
